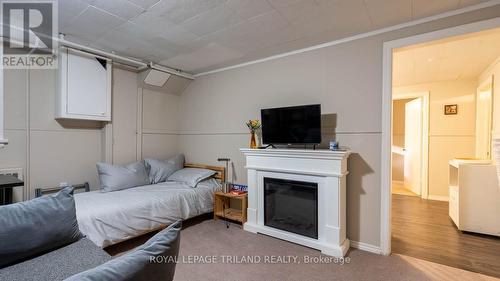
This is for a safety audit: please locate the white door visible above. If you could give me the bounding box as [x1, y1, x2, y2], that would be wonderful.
[475, 86, 492, 159]
[404, 98, 423, 195]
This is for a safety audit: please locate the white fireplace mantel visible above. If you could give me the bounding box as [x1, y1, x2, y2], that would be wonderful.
[240, 148, 351, 257]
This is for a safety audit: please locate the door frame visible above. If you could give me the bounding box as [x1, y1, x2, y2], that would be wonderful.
[393, 92, 429, 199]
[380, 17, 500, 256]
[475, 75, 494, 159]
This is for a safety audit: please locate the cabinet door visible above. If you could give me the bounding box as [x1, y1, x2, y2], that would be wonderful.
[66, 49, 109, 117]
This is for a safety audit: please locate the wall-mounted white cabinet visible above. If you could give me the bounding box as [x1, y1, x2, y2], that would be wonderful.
[56, 48, 112, 121]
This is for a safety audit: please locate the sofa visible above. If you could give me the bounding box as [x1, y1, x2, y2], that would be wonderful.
[0, 187, 181, 281]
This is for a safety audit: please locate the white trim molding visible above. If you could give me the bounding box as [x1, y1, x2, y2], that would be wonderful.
[195, 0, 500, 77]
[350, 241, 382, 255]
[381, 16, 500, 256]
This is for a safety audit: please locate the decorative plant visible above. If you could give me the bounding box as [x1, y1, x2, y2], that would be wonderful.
[246, 120, 261, 149]
[246, 120, 261, 132]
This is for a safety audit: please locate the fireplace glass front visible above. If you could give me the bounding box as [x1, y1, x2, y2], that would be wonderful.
[264, 177, 318, 239]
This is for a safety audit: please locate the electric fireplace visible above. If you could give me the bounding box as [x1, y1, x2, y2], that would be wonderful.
[264, 177, 318, 239]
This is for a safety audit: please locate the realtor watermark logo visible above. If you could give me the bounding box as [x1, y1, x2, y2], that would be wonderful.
[1, 0, 58, 69]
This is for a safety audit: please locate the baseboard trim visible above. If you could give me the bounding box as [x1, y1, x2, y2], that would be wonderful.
[427, 195, 449, 202]
[350, 241, 382, 254]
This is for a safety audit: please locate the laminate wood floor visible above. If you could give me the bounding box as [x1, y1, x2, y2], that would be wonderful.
[392, 181, 418, 196]
[392, 194, 500, 278]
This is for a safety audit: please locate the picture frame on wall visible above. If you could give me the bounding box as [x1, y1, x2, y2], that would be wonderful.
[444, 104, 458, 115]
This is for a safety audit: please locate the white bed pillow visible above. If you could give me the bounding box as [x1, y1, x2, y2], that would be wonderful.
[145, 154, 184, 184]
[167, 168, 216, 188]
[97, 161, 150, 192]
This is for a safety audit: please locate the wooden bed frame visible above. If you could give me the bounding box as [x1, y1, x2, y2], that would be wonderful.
[35, 162, 226, 249]
[184, 163, 225, 183]
[35, 163, 226, 196]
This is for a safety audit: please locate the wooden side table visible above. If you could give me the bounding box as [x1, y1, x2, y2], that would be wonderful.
[214, 191, 247, 223]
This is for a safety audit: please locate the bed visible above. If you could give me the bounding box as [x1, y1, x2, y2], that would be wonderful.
[74, 163, 224, 248]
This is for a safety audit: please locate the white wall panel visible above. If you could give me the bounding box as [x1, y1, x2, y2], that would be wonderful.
[30, 130, 102, 193]
[112, 68, 138, 164]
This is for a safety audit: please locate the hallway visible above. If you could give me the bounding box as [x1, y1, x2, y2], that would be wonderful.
[392, 194, 500, 278]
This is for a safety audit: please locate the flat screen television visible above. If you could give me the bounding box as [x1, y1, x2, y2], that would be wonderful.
[261, 104, 321, 145]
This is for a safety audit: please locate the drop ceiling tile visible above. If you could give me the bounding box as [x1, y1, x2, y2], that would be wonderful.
[393, 28, 500, 86]
[247, 10, 288, 32]
[81, 0, 145, 20]
[365, 0, 412, 28]
[64, 6, 126, 41]
[161, 42, 242, 72]
[59, 0, 89, 29]
[225, 0, 274, 20]
[147, 0, 228, 24]
[270, 0, 319, 25]
[180, 6, 243, 36]
[122, 46, 157, 60]
[316, 0, 372, 38]
[113, 21, 153, 41]
[144, 36, 187, 57]
[58, 0, 498, 75]
[94, 29, 141, 52]
[127, 0, 162, 10]
[412, 0, 460, 19]
[157, 25, 201, 46]
[132, 11, 177, 35]
[196, 10, 288, 48]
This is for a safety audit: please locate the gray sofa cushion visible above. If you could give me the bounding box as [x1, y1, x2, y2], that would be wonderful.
[65, 220, 182, 281]
[97, 161, 150, 192]
[0, 238, 111, 281]
[0, 187, 82, 268]
[145, 154, 184, 184]
[168, 168, 216, 188]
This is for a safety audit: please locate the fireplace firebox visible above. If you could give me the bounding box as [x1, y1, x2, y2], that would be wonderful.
[264, 177, 318, 239]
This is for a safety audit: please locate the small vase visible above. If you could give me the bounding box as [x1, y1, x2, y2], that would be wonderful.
[250, 131, 257, 149]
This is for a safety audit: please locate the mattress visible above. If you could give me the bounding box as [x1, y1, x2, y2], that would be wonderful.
[75, 179, 220, 248]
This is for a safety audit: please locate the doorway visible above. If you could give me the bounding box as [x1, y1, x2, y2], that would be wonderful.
[391, 93, 429, 198]
[381, 18, 500, 278]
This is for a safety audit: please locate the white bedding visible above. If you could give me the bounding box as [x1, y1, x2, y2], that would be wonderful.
[75, 179, 220, 248]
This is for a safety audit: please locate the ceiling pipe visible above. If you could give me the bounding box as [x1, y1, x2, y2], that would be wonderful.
[57, 35, 194, 79]
[58, 37, 147, 69]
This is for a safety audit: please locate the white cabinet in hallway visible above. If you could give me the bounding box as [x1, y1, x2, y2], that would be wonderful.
[448, 159, 500, 236]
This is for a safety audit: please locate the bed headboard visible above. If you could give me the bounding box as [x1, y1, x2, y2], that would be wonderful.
[184, 163, 225, 182]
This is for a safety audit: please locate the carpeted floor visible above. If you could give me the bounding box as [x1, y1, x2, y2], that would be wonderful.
[106, 216, 498, 281]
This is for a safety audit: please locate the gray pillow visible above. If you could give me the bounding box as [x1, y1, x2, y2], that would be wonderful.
[0, 187, 82, 268]
[64, 220, 182, 281]
[145, 154, 184, 184]
[167, 168, 216, 188]
[97, 161, 149, 192]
